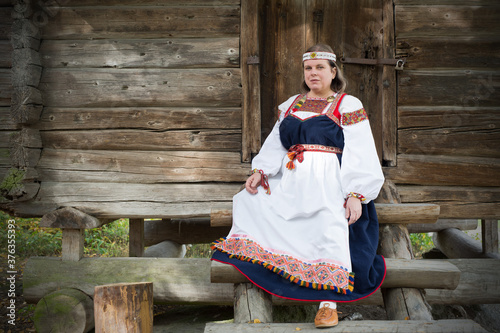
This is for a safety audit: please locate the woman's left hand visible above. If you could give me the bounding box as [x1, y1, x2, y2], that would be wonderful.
[345, 197, 362, 225]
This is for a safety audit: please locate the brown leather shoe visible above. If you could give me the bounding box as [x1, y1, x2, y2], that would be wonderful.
[314, 303, 339, 328]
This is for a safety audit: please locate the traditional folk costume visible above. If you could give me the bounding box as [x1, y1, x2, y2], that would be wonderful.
[212, 54, 386, 303]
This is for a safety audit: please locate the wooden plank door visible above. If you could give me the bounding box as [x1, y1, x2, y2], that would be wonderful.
[258, 0, 397, 166]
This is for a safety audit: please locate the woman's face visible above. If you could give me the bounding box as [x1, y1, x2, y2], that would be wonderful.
[303, 59, 337, 95]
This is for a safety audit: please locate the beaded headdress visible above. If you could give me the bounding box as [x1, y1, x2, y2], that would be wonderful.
[302, 51, 337, 63]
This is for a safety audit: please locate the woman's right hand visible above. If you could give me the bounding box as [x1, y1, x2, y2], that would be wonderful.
[245, 172, 262, 194]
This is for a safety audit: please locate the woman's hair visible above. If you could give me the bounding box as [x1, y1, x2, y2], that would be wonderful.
[301, 44, 347, 94]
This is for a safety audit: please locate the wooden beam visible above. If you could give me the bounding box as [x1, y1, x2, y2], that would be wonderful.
[434, 228, 500, 259]
[211, 258, 460, 290]
[210, 203, 440, 226]
[234, 283, 272, 324]
[62, 229, 84, 262]
[381, 0, 398, 166]
[204, 320, 488, 333]
[22, 257, 500, 306]
[240, 0, 261, 162]
[407, 219, 478, 233]
[481, 219, 499, 254]
[129, 218, 144, 257]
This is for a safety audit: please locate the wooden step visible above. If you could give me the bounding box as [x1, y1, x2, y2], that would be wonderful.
[210, 203, 441, 227]
[211, 258, 460, 290]
[204, 319, 488, 333]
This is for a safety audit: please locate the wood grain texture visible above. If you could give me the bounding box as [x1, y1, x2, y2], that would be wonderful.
[40, 38, 239, 69]
[204, 320, 488, 333]
[39, 68, 242, 108]
[41, 6, 240, 39]
[36, 149, 249, 183]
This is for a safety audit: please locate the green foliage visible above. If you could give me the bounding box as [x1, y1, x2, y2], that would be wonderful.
[84, 218, 129, 257]
[0, 210, 62, 260]
[0, 168, 25, 195]
[0, 211, 129, 259]
[185, 243, 212, 258]
[410, 232, 435, 258]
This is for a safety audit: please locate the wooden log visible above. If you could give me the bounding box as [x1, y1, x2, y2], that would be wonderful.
[0, 167, 39, 201]
[210, 203, 440, 227]
[481, 219, 499, 254]
[397, 107, 500, 158]
[41, 129, 242, 151]
[38, 106, 241, 130]
[0, 8, 13, 40]
[433, 228, 500, 259]
[397, 185, 500, 219]
[395, 4, 500, 37]
[0, 68, 12, 106]
[384, 154, 500, 187]
[407, 219, 478, 233]
[36, 149, 249, 183]
[39, 68, 241, 108]
[12, 48, 42, 87]
[11, 86, 43, 124]
[211, 258, 461, 290]
[33, 288, 94, 333]
[234, 283, 272, 324]
[41, 6, 240, 39]
[62, 229, 84, 262]
[398, 70, 500, 108]
[396, 36, 500, 70]
[0, 107, 18, 130]
[204, 320, 488, 333]
[379, 224, 433, 320]
[40, 38, 239, 69]
[0, 40, 12, 67]
[129, 218, 144, 257]
[49, 0, 239, 5]
[240, 0, 261, 162]
[144, 218, 230, 246]
[40, 206, 107, 229]
[94, 282, 153, 333]
[10, 19, 40, 50]
[425, 258, 500, 305]
[22, 257, 500, 306]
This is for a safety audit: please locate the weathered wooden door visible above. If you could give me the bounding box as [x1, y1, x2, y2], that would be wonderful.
[259, 0, 397, 166]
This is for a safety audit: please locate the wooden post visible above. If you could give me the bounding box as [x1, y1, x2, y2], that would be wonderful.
[234, 283, 273, 324]
[33, 288, 94, 333]
[481, 219, 499, 254]
[129, 218, 145, 257]
[62, 229, 84, 261]
[94, 282, 153, 333]
[376, 180, 434, 321]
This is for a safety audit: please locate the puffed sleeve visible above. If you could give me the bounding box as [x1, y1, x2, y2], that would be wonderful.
[339, 95, 384, 203]
[251, 95, 299, 177]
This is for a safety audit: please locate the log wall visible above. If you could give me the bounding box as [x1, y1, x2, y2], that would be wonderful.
[2, 0, 248, 218]
[0, 2, 14, 192]
[388, 0, 500, 219]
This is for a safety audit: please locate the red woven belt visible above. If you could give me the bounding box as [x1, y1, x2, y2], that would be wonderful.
[286, 144, 343, 170]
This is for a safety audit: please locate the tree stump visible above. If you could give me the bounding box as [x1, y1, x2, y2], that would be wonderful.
[94, 282, 153, 333]
[234, 283, 273, 323]
[33, 288, 94, 333]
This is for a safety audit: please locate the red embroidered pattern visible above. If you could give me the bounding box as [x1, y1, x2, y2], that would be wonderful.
[342, 108, 368, 126]
[300, 99, 329, 114]
[213, 237, 354, 294]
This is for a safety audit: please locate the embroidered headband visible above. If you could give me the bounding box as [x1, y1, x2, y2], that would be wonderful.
[302, 51, 337, 63]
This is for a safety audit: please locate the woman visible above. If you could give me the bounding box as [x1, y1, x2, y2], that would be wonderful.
[211, 44, 386, 328]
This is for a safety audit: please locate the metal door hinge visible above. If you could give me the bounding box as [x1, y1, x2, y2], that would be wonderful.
[340, 57, 406, 70]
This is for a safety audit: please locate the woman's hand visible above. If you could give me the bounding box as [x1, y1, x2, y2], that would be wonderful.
[345, 197, 362, 225]
[245, 172, 262, 194]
